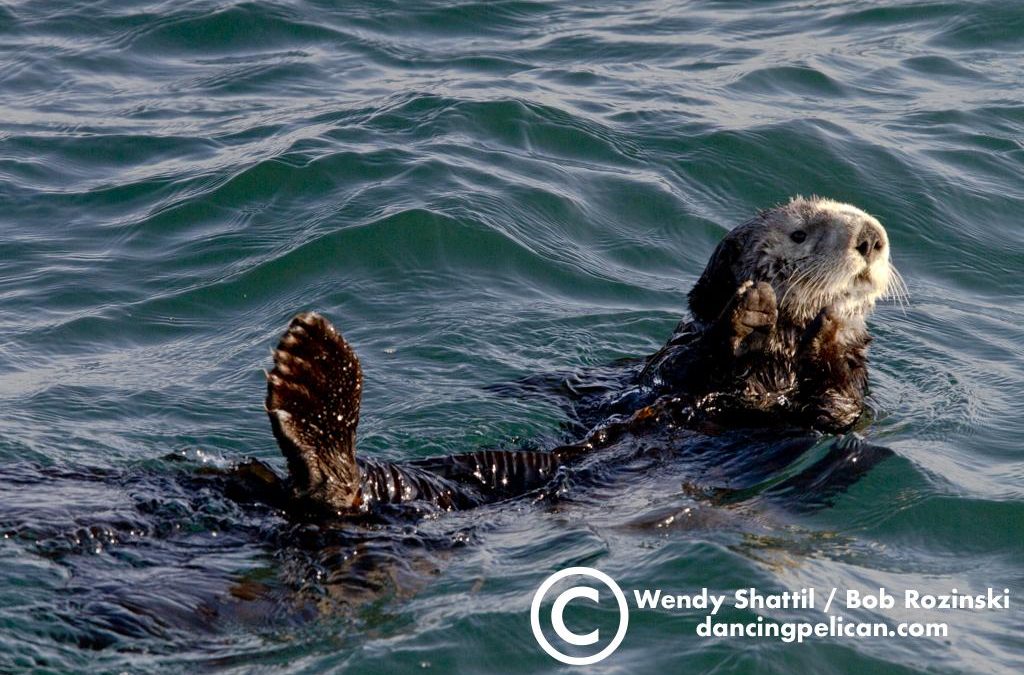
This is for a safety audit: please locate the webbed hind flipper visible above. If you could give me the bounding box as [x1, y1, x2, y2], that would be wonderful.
[266, 312, 364, 514]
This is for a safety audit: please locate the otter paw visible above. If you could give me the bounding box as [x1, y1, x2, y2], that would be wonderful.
[728, 281, 777, 355]
[733, 281, 778, 331]
[729, 280, 774, 344]
[804, 305, 840, 350]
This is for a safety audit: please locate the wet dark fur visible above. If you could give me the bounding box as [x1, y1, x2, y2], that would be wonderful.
[641, 277, 870, 433]
[257, 201, 891, 518]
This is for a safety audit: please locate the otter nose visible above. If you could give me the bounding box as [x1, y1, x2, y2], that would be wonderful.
[854, 223, 885, 263]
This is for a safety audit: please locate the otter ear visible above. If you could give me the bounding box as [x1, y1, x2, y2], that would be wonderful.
[687, 225, 752, 324]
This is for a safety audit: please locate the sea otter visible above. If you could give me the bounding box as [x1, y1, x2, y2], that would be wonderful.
[250, 196, 902, 519]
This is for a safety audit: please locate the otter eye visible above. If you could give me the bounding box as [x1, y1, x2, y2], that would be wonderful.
[790, 230, 807, 243]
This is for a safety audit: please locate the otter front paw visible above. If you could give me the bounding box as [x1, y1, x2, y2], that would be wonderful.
[801, 305, 840, 357]
[728, 280, 778, 356]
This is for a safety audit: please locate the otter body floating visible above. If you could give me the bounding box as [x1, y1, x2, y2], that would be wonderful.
[261, 197, 904, 518]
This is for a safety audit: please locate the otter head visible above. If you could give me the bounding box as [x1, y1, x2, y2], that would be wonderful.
[688, 196, 898, 332]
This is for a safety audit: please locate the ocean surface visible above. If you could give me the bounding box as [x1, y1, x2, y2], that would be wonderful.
[1, 1, 1022, 673]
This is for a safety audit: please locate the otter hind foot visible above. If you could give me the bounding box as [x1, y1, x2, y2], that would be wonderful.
[266, 312, 364, 513]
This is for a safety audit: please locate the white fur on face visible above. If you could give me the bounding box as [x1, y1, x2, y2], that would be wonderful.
[749, 196, 899, 324]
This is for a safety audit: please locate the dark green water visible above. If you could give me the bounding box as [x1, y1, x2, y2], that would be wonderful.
[1, 0, 1023, 672]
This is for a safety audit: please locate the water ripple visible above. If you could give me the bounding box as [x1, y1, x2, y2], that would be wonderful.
[1, 0, 1022, 672]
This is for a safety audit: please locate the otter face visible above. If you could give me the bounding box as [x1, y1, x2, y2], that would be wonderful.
[688, 196, 903, 329]
[753, 197, 894, 324]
